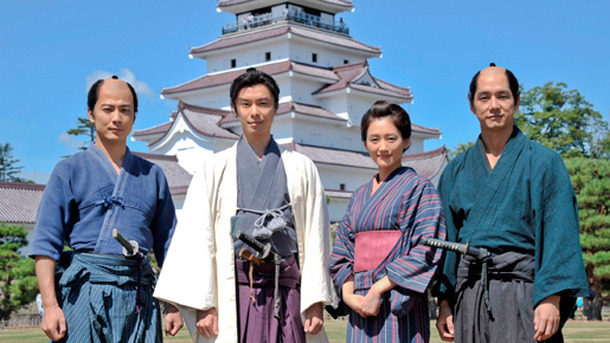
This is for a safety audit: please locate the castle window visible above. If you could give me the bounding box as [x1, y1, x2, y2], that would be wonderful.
[265, 52, 271, 61]
[312, 53, 318, 63]
[340, 183, 345, 191]
[231, 59, 236, 68]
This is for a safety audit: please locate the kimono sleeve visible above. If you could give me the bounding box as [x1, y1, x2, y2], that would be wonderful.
[154, 164, 218, 311]
[329, 199, 356, 300]
[434, 162, 460, 301]
[385, 179, 446, 295]
[29, 161, 76, 261]
[149, 166, 177, 268]
[532, 151, 588, 307]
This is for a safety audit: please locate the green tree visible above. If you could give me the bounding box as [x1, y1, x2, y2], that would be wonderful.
[0, 223, 37, 321]
[0, 143, 24, 182]
[67, 116, 95, 151]
[447, 141, 475, 160]
[566, 158, 610, 320]
[515, 82, 609, 158]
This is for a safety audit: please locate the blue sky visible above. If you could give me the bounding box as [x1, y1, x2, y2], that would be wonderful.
[1, 0, 608, 184]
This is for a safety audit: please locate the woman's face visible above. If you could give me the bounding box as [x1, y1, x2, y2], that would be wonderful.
[364, 118, 410, 177]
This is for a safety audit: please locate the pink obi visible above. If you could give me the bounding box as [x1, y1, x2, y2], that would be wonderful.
[353, 230, 402, 273]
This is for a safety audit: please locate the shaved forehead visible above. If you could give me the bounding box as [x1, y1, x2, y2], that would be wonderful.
[468, 65, 520, 106]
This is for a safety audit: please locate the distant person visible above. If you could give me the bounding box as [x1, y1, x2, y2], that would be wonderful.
[154, 68, 333, 342]
[29, 76, 181, 342]
[434, 64, 589, 342]
[36, 293, 43, 318]
[330, 101, 446, 342]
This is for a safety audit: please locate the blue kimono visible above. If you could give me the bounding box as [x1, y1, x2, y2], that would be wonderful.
[29, 144, 176, 343]
[437, 127, 588, 342]
[330, 167, 445, 343]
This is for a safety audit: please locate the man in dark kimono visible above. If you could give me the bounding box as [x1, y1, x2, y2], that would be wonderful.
[434, 65, 588, 342]
[30, 76, 182, 342]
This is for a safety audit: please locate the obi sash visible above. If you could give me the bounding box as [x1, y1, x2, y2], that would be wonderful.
[354, 230, 402, 273]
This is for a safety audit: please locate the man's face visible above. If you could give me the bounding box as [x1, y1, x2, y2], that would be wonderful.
[87, 79, 135, 146]
[470, 68, 519, 133]
[234, 84, 277, 141]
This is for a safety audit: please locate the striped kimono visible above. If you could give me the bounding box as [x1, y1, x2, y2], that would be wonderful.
[330, 167, 446, 343]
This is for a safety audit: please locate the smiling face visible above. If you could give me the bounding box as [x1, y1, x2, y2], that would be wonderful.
[470, 67, 520, 134]
[364, 118, 410, 178]
[234, 83, 277, 144]
[87, 79, 135, 147]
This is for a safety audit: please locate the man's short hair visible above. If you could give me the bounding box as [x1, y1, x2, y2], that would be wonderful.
[230, 68, 280, 110]
[87, 75, 139, 113]
[468, 63, 520, 106]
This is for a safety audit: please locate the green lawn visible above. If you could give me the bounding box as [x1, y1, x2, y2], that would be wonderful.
[1, 319, 609, 342]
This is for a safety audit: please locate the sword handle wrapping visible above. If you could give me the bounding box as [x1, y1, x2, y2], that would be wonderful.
[112, 228, 137, 256]
[234, 229, 271, 260]
[422, 237, 492, 260]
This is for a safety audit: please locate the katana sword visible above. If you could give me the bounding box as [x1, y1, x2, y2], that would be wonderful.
[233, 229, 282, 319]
[422, 237, 494, 314]
[421, 237, 493, 260]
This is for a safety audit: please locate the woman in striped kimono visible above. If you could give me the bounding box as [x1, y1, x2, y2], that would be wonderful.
[330, 101, 446, 342]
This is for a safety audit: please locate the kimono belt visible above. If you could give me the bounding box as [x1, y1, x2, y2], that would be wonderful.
[456, 251, 535, 313]
[58, 252, 155, 313]
[353, 230, 401, 272]
[236, 255, 300, 318]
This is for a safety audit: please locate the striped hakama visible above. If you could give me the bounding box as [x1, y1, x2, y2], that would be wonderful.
[56, 253, 161, 343]
[331, 167, 446, 342]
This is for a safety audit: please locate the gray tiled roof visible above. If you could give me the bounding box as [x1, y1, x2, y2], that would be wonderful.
[0, 182, 44, 224]
[132, 152, 193, 195]
[161, 60, 292, 97]
[220, 101, 347, 125]
[283, 142, 448, 181]
[401, 146, 448, 180]
[190, 23, 380, 56]
[314, 61, 413, 100]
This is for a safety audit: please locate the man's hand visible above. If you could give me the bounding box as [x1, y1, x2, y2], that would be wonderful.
[40, 304, 66, 341]
[304, 302, 324, 335]
[196, 307, 219, 338]
[533, 295, 560, 341]
[436, 299, 455, 342]
[164, 304, 183, 336]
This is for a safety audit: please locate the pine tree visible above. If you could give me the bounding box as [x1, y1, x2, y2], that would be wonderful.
[0, 143, 24, 182]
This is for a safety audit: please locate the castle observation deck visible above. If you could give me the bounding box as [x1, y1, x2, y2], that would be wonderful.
[221, 3, 349, 36]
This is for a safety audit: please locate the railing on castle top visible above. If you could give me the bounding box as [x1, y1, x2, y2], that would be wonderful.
[222, 12, 349, 35]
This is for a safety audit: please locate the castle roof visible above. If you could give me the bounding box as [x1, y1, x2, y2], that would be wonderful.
[190, 23, 379, 58]
[217, 0, 353, 14]
[161, 59, 410, 102]
[131, 152, 193, 195]
[282, 142, 448, 181]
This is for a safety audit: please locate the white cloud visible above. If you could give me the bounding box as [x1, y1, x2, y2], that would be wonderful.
[86, 69, 153, 96]
[58, 132, 87, 149]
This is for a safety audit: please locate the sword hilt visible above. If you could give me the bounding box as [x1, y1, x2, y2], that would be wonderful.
[112, 228, 139, 257]
[422, 237, 492, 260]
[234, 229, 272, 261]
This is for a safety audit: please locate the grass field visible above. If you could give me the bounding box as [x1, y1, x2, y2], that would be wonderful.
[1, 319, 609, 342]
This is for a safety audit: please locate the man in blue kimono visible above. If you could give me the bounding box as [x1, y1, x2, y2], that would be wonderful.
[435, 65, 588, 342]
[29, 76, 181, 342]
